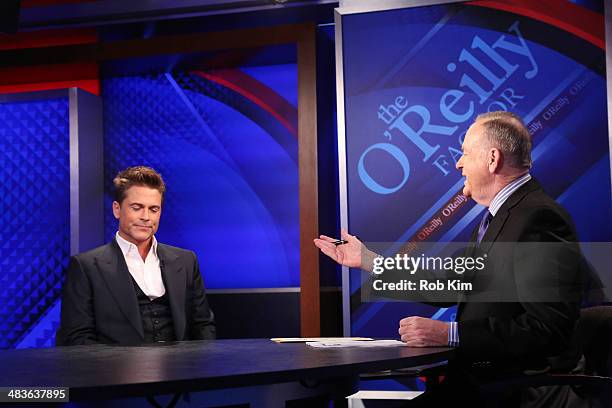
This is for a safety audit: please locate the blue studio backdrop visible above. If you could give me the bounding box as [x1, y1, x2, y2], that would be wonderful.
[337, 0, 611, 337]
[103, 67, 299, 289]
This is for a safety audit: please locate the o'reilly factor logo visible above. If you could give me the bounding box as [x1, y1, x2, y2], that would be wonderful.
[359, 21, 538, 195]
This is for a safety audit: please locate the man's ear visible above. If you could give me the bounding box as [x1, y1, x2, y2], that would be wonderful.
[112, 201, 121, 220]
[488, 148, 502, 173]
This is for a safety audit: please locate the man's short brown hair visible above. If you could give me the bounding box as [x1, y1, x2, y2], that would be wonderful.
[113, 166, 166, 204]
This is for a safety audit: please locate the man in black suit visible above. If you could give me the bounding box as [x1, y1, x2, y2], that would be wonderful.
[57, 166, 215, 345]
[314, 112, 586, 406]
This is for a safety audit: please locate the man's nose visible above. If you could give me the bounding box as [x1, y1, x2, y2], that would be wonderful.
[456, 157, 463, 170]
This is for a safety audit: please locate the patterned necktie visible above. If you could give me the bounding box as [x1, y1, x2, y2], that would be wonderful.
[477, 210, 493, 244]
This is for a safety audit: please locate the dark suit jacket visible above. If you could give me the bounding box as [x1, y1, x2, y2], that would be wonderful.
[56, 240, 216, 345]
[456, 178, 584, 374]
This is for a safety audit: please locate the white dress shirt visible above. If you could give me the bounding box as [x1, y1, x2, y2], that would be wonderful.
[115, 232, 166, 300]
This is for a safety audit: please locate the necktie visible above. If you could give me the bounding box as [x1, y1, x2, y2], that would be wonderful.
[477, 210, 493, 244]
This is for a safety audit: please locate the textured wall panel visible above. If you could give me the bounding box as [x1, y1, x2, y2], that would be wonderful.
[0, 97, 70, 348]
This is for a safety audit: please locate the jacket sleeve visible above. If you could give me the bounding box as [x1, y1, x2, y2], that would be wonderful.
[188, 252, 216, 340]
[56, 256, 99, 346]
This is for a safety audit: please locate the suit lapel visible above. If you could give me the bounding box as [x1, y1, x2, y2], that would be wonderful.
[95, 240, 144, 339]
[465, 222, 480, 258]
[458, 179, 542, 320]
[478, 178, 541, 254]
[157, 244, 186, 341]
[478, 210, 510, 254]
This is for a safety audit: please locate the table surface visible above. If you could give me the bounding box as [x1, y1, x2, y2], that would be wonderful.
[1, 339, 453, 400]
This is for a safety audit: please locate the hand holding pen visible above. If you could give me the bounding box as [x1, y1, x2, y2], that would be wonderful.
[313, 228, 363, 268]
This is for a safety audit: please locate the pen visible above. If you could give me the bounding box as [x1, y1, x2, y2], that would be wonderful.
[332, 239, 349, 246]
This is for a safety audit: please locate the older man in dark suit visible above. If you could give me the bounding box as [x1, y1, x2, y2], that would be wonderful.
[314, 112, 587, 407]
[57, 166, 215, 345]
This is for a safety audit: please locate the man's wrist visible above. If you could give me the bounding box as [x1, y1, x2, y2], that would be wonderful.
[361, 247, 381, 273]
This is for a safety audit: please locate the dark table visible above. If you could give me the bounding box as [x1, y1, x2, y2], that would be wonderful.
[1, 339, 453, 406]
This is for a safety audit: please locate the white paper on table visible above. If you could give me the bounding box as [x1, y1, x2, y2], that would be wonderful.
[306, 340, 406, 348]
[347, 390, 424, 400]
[271, 337, 373, 343]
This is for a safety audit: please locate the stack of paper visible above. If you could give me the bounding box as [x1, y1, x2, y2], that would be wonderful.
[270, 337, 373, 343]
[306, 340, 406, 348]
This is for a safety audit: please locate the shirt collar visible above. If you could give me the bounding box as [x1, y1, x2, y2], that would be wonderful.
[488, 173, 532, 217]
[115, 231, 158, 258]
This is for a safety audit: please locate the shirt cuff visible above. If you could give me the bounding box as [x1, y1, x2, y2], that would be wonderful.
[447, 321, 459, 347]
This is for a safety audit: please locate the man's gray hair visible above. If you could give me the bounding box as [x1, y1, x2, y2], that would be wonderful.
[476, 111, 532, 169]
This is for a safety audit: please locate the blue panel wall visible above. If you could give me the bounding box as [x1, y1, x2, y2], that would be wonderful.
[103, 66, 299, 289]
[0, 97, 70, 349]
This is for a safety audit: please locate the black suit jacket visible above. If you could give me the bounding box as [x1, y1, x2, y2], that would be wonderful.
[456, 178, 584, 373]
[57, 240, 216, 345]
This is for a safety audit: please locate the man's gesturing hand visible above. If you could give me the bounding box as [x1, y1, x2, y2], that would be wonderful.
[398, 316, 449, 347]
[313, 228, 362, 268]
